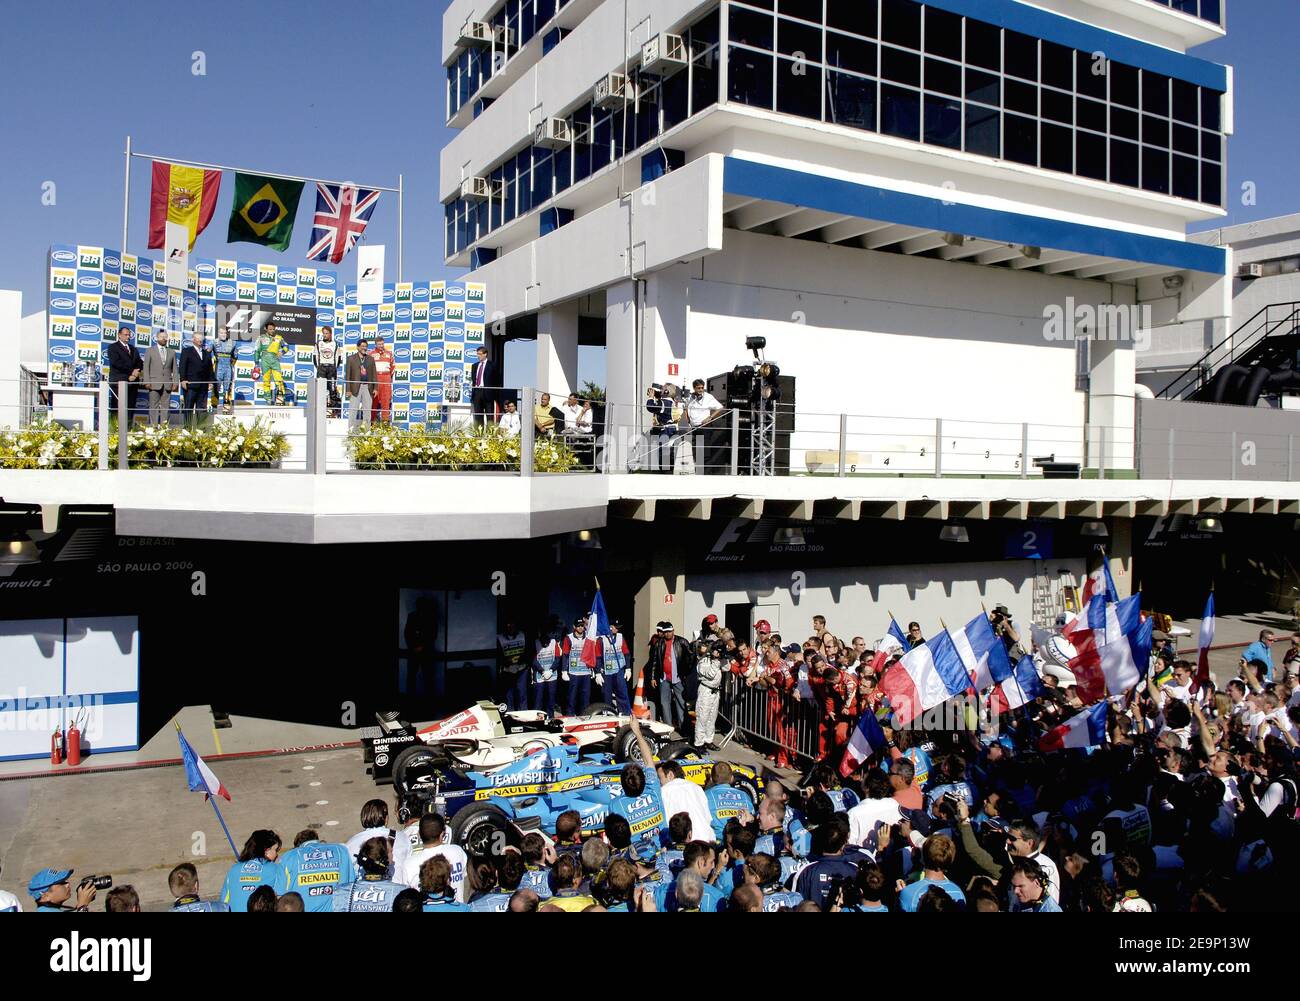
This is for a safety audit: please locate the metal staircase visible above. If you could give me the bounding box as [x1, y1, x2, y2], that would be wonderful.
[1158, 302, 1300, 404]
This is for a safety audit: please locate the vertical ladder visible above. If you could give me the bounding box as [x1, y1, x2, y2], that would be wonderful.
[1031, 561, 1055, 625]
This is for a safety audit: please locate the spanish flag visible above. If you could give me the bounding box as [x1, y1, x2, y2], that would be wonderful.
[148, 161, 221, 250]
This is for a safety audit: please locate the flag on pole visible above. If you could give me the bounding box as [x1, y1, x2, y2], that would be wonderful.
[989, 650, 1044, 713]
[840, 709, 887, 778]
[306, 182, 380, 264]
[148, 161, 222, 250]
[888, 617, 909, 649]
[227, 172, 306, 251]
[1195, 592, 1215, 685]
[177, 728, 231, 801]
[1038, 701, 1108, 752]
[948, 612, 1012, 693]
[879, 630, 969, 727]
[580, 587, 610, 668]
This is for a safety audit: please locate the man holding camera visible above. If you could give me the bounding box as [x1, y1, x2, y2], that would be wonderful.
[28, 867, 100, 912]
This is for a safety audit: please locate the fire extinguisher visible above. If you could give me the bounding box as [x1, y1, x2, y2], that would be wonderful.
[67, 721, 82, 767]
[51, 730, 62, 765]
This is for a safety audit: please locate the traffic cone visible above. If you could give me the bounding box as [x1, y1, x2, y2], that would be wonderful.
[631, 670, 651, 720]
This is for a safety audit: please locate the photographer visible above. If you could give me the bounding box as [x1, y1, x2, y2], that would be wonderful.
[28, 867, 101, 912]
[644, 384, 676, 473]
[989, 604, 1022, 659]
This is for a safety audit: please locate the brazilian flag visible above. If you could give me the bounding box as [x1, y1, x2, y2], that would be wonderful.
[227, 173, 305, 251]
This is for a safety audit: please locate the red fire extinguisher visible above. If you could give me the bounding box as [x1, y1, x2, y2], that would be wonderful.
[67, 721, 82, 767]
[51, 730, 62, 765]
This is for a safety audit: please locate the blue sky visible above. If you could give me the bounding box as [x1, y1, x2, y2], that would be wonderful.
[1, 0, 1297, 381]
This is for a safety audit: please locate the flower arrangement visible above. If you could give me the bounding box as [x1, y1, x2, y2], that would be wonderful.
[346, 423, 580, 472]
[0, 418, 290, 469]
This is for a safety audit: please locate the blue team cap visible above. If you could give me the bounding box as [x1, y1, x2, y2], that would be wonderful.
[28, 867, 73, 898]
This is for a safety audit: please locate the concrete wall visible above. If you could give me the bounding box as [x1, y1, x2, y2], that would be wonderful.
[1137, 397, 1300, 481]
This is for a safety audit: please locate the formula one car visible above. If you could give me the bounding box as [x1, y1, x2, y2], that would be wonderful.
[359, 702, 759, 856]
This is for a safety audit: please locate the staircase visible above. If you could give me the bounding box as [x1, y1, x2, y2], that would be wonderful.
[1158, 302, 1300, 404]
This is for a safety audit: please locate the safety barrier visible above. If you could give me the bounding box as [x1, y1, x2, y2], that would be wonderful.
[715, 672, 821, 769]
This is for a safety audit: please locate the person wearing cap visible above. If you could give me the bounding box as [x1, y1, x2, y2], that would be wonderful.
[695, 613, 720, 645]
[693, 634, 724, 749]
[645, 620, 693, 730]
[561, 617, 593, 716]
[598, 619, 633, 715]
[645, 383, 674, 472]
[754, 619, 772, 646]
[28, 867, 97, 912]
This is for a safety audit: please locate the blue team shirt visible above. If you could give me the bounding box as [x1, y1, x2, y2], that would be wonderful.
[760, 886, 804, 911]
[1242, 641, 1274, 680]
[278, 841, 357, 912]
[220, 858, 286, 912]
[826, 788, 860, 813]
[609, 773, 666, 860]
[705, 784, 755, 839]
[898, 877, 966, 912]
[170, 896, 230, 912]
[331, 876, 409, 912]
[468, 889, 514, 912]
[424, 894, 470, 912]
[520, 865, 553, 899]
[654, 879, 727, 912]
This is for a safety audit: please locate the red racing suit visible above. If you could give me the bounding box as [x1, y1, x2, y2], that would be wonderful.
[763, 658, 797, 768]
[809, 667, 858, 759]
[370, 347, 394, 422]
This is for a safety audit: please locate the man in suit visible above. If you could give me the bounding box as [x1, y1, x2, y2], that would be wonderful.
[344, 338, 378, 429]
[105, 325, 143, 421]
[179, 331, 216, 425]
[470, 346, 499, 428]
[141, 331, 179, 426]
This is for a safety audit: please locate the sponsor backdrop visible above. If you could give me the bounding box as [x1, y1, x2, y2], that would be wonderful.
[338, 279, 487, 428]
[47, 244, 336, 409]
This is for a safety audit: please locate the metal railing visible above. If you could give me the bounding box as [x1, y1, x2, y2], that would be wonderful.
[715, 673, 821, 768]
[1158, 302, 1300, 402]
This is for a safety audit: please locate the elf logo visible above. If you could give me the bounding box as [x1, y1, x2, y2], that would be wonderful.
[51, 249, 76, 265]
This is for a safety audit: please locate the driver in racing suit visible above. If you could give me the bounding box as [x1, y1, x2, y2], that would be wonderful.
[497, 621, 528, 711]
[561, 618, 591, 716]
[533, 631, 564, 715]
[809, 662, 858, 759]
[693, 639, 724, 750]
[598, 619, 632, 715]
[253, 322, 288, 406]
[370, 335, 394, 423]
[213, 329, 237, 412]
[314, 325, 340, 416]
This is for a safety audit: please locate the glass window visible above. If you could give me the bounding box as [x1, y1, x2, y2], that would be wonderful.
[691, 8, 721, 48]
[777, 16, 822, 59]
[1041, 122, 1072, 173]
[881, 46, 920, 87]
[881, 84, 920, 140]
[1141, 146, 1170, 194]
[516, 150, 533, 213]
[1077, 51, 1107, 99]
[1202, 0, 1221, 25]
[1041, 41, 1073, 91]
[1077, 97, 1106, 133]
[826, 31, 876, 75]
[881, 0, 921, 50]
[965, 19, 1000, 71]
[635, 92, 659, 147]
[1041, 88, 1072, 125]
[1004, 31, 1038, 82]
[1171, 79, 1198, 124]
[777, 58, 823, 117]
[826, 70, 877, 131]
[1142, 71, 1170, 115]
[1200, 88, 1221, 131]
[1172, 155, 1199, 201]
[532, 148, 553, 205]
[1005, 79, 1036, 116]
[1111, 106, 1139, 141]
[1201, 163, 1222, 206]
[730, 5, 775, 48]
[729, 46, 774, 109]
[1201, 130, 1221, 162]
[827, 0, 876, 37]
[1142, 115, 1169, 148]
[923, 94, 962, 149]
[777, 0, 822, 22]
[1110, 139, 1139, 187]
[1172, 123, 1198, 156]
[1110, 63, 1139, 108]
[965, 68, 999, 106]
[663, 67, 690, 129]
[924, 6, 962, 61]
[1004, 113, 1037, 166]
[924, 58, 961, 98]
[965, 104, 999, 157]
[692, 48, 721, 114]
[591, 116, 612, 172]
[1077, 131, 1107, 180]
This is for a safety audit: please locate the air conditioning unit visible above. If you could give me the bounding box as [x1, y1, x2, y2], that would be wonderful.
[641, 33, 687, 76]
[1237, 262, 1264, 280]
[534, 117, 573, 149]
[457, 21, 494, 47]
[593, 72, 633, 109]
[458, 176, 493, 202]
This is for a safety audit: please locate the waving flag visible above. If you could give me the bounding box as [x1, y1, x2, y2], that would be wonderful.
[949, 612, 1012, 693]
[1194, 592, 1215, 685]
[840, 709, 887, 778]
[148, 161, 221, 250]
[306, 182, 380, 264]
[1039, 702, 1108, 752]
[177, 728, 230, 801]
[888, 617, 909, 649]
[1068, 592, 1147, 701]
[879, 630, 969, 727]
[989, 650, 1044, 713]
[580, 588, 610, 669]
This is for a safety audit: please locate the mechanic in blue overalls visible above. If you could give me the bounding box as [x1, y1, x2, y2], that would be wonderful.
[278, 829, 357, 913]
[704, 762, 756, 841]
[332, 837, 407, 912]
[607, 715, 667, 864]
[533, 628, 564, 715]
[561, 617, 591, 716]
[598, 618, 632, 715]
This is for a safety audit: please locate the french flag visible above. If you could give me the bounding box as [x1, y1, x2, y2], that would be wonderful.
[888, 617, 909, 650]
[948, 612, 1011, 693]
[1194, 592, 1215, 685]
[1070, 593, 1148, 700]
[879, 630, 969, 727]
[989, 651, 1044, 714]
[840, 708, 888, 777]
[178, 729, 230, 801]
[1038, 702, 1108, 752]
[580, 588, 610, 669]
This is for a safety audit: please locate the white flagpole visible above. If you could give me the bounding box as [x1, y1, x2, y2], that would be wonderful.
[122, 135, 132, 253]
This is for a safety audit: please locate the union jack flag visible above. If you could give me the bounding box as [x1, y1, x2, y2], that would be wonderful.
[306, 182, 380, 264]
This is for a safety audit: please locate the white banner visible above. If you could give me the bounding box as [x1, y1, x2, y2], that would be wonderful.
[357, 244, 385, 305]
[163, 221, 188, 290]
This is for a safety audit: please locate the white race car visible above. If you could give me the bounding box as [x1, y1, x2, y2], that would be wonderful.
[360, 700, 682, 797]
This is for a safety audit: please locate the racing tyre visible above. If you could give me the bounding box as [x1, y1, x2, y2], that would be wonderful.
[583, 701, 617, 716]
[392, 745, 446, 798]
[613, 724, 659, 764]
[733, 772, 761, 811]
[450, 802, 516, 856]
[658, 740, 698, 762]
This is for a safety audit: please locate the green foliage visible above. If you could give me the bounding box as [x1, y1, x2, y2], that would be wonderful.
[0, 418, 290, 469]
[345, 423, 580, 472]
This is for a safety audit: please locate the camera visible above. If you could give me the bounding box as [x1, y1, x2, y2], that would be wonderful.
[942, 791, 962, 808]
[80, 874, 113, 891]
[827, 873, 860, 908]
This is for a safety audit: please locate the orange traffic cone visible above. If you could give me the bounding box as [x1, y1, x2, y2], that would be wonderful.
[631, 670, 651, 720]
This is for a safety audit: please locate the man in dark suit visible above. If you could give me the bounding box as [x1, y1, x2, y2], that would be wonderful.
[470, 346, 499, 428]
[105, 325, 143, 421]
[179, 332, 216, 425]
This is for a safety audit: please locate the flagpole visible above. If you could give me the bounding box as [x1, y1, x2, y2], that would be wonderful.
[174, 721, 239, 860]
[397, 172, 404, 282]
[128, 150, 400, 193]
[122, 135, 132, 253]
